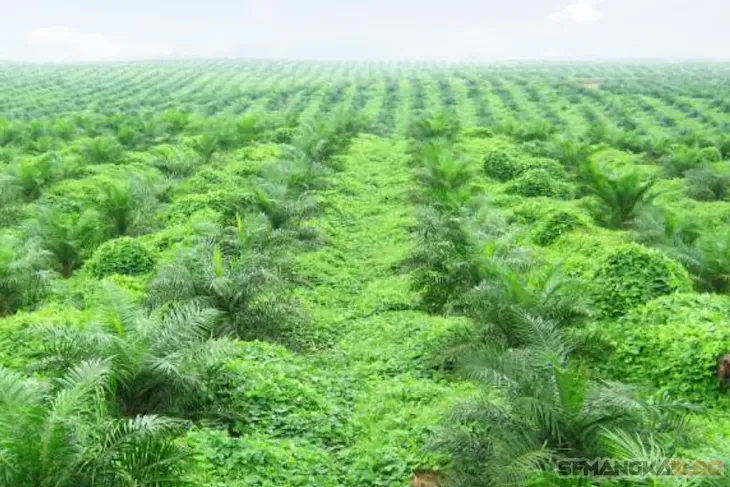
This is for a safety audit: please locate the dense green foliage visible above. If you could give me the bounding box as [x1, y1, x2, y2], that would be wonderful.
[0, 361, 189, 486]
[483, 148, 521, 181]
[593, 243, 693, 318]
[0, 236, 52, 315]
[436, 317, 699, 487]
[85, 237, 156, 278]
[606, 293, 730, 402]
[580, 161, 658, 228]
[505, 167, 575, 198]
[2, 61, 730, 486]
[532, 209, 588, 246]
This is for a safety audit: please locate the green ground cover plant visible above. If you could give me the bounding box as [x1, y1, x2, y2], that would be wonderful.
[2, 61, 730, 486]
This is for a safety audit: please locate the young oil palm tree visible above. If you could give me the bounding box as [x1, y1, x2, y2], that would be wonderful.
[97, 177, 158, 237]
[463, 263, 590, 349]
[642, 134, 673, 160]
[410, 204, 524, 314]
[634, 209, 730, 293]
[288, 119, 341, 166]
[0, 174, 22, 227]
[661, 144, 721, 178]
[0, 118, 21, 146]
[99, 180, 136, 237]
[235, 112, 264, 146]
[546, 138, 595, 171]
[161, 109, 191, 135]
[217, 211, 295, 257]
[35, 207, 103, 278]
[12, 153, 59, 201]
[148, 239, 302, 344]
[434, 317, 699, 487]
[31, 284, 232, 418]
[286, 109, 360, 168]
[276, 150, 333, 193]
[0, 235, 54, 316]
[675, 229, 730, 294]
[408, 110, 461, 142]
[52, 118, 75, 141]
[685, 165, 730, 202]
[599, 430, 730, 487]
[580, 161, 658, 229]
[0, 173, 19, 204]
[410, 210, 483, 313]
[80, 135, 124, 165]
[252, 181, 320, 245]
[632, 207, 701, 250]
[192, 132, 221, 163]
[0, 360, 189, 486]
[148, 144, 201, 178]
[415, 140, 475, 214]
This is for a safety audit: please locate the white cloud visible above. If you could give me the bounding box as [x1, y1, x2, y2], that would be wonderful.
[24, 26, 171, 62]
[547, 0, 602, 25]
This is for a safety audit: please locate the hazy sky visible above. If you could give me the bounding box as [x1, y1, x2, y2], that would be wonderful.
[1, 0, 728, 62]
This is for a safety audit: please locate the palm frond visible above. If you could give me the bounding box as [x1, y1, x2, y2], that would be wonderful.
[0, 366, 44, 407]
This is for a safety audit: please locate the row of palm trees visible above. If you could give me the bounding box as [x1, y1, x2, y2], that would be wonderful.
[407, 112, 722, 486]
[0, 109, 276, 154]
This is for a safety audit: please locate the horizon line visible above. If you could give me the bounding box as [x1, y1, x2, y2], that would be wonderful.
[2, 56, 730, 66]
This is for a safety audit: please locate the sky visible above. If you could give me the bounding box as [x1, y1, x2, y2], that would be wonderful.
[0, 0, 728, 62]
